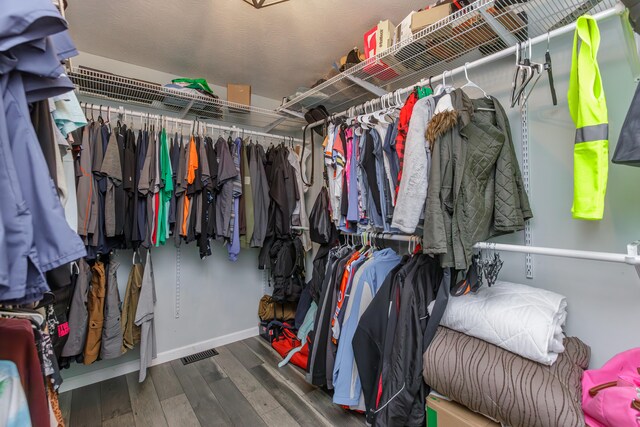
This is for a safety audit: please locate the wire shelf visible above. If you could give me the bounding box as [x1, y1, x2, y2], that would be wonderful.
[68, 66, 305, 133]
[280, 0, 616, 114]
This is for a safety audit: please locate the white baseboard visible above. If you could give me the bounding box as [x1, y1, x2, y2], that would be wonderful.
[59, 326, 259, 392]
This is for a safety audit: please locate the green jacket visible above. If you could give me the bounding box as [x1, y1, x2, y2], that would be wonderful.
[423, 89, 532, 270]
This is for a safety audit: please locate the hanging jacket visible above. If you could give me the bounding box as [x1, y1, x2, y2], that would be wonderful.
[61, 258, 92, 358]
[100, 260, 122, 360]
[352, 258, 408, 423]
[568, 15, 608, 220]
[248, 143, 270, 248]
[121, 260, 143, 352]
[374, 254, 444, 427]
[391, 96, 436, 233]
[83, 260, 106, 364]
[423, 89, 532, 270]
[307, 246, 351, 386]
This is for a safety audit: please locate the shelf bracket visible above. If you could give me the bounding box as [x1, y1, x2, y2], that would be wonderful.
[343, 74, 388, 97]
[478, 8, 519, 47]
[626, 240, 640, 279]
[277, 107, 305, 119]
[262, 116, 287, 133]
[178, 99, 195, 119]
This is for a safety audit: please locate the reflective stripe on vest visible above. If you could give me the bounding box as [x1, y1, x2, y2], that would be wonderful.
[567, 15, 608, 221]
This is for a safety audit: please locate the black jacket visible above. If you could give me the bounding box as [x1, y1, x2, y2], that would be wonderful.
[353, 257, 409, 423]
[374, 254, 445, 427]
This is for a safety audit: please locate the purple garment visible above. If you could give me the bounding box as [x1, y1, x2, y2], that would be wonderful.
[227, 139, 242, 261]
[228, 197, 240, 262]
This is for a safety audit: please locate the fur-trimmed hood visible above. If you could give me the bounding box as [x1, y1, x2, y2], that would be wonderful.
[425, 89, 474, 148]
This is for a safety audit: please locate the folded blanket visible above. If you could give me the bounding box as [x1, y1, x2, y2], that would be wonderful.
[423, 327, 590, 427]
[440, 280, 566, 365]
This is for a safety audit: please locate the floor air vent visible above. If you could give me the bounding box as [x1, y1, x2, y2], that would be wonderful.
[180, 348, 219, 365]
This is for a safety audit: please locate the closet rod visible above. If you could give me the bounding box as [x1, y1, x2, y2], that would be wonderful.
[302, 2, 625, 130]
[81, 102, 303, 143]
[341, 231, 640, 266]
[341, 231, 421, 243]
[473, 242, 640, 266]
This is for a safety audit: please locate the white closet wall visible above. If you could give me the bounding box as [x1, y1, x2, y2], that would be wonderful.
[461, 17, 640, 367]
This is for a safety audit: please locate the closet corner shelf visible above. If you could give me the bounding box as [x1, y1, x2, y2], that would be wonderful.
[278, 0, 616, 115]
[67, 67, 306, 133]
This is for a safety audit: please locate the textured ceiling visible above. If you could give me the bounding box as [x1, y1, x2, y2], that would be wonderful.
[66, 0, 431, 100]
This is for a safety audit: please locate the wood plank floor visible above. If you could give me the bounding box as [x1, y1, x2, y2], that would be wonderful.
[60, 337, 366, 427]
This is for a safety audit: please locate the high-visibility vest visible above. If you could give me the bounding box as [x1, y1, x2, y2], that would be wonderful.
[568, 15, 609, 220]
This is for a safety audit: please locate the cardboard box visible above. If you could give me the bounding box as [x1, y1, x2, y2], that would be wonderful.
[411, 4, 453, 34]
[426, 395, 500, 427]
[364, 20, 396, 59]
[377, 20, 395, 55]
[398, 11, 417, 42]
[227, 84, 251, 107]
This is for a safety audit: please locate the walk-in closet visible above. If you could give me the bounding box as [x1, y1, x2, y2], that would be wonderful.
[2, 1, 640, 426]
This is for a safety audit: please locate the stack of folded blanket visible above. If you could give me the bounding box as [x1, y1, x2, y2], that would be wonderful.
[423, 281, 590, 427]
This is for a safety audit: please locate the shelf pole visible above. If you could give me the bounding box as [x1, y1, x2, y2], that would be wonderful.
[473, 242, 640, 266]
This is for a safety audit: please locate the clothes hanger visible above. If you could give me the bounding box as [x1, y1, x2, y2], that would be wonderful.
[461, 62, 490, 99]
[0, 308, 45, 326]
[434, 70, 450, 96]
[511, 40, 542, 108]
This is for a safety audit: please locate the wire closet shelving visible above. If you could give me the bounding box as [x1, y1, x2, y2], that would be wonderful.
[68, 67, 306, 134]
[278, 0, 617, 115]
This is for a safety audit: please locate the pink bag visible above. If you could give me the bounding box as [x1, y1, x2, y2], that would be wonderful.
[582, 348, 640, 426]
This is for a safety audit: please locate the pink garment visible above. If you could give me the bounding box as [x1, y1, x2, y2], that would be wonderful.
[582, 347, 640, 427]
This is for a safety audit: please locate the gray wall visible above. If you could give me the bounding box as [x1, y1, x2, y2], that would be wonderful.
[466, 16, 640, 367]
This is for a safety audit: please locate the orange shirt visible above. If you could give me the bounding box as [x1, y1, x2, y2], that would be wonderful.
[181, 136, 198, 236]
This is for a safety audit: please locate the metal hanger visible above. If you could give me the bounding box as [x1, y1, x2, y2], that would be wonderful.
[511, 40, 542, 108]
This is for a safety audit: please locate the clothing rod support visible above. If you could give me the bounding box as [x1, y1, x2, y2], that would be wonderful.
[80, 102, 302, 142]
[473, 241, 640, 266]
[303, 3, 625, 130]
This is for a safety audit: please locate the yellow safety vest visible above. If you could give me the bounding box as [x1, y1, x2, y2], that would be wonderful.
[567, 15, 608, 220]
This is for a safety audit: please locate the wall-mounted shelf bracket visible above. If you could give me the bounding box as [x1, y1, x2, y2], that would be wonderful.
[626, 240, 640, 279]
[343, 74, 388, 97]
[477, 8, 520, 46]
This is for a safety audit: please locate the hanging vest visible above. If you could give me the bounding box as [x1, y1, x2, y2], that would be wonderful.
[567, 15, 608, 220]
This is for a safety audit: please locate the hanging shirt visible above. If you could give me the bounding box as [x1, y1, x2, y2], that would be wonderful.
[156, 129, 173, 246]
[181, 136, 198, 236]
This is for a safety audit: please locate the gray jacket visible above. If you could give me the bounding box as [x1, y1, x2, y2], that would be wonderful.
[100, 260, 123, 360]
[424, 90, 532, 270]
[391, 96, 436, 233]
[61, 258, 92, 357]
